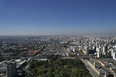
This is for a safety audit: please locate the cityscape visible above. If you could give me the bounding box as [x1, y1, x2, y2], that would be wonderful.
[0, 0, 116, 77]
[0, 35, 116, 77]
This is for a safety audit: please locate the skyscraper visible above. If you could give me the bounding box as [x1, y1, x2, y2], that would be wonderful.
[102, 46, 107, 55]
[6, 61, 17, 77]
[96, 42, 99, 48]
[113, 52, 116, 60]
[97, 48, 101, 58]
[85, 46, 89, 55]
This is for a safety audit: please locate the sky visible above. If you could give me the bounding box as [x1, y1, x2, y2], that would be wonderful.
[0, 0, 116, 35]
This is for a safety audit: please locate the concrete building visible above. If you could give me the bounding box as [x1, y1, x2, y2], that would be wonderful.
[106, 51, 111, 58]
[85, 46, 89, 55]
[110, 49, 114, 57]
[102, 46, 107, 55]
[86, 59, 112, 77]
[6, 62, 17, 77]
[96, 42, 99, 48]
[86, 60, 101, 75]
[113, 52, 116, 60]
[96, 47, 101, 58]
[113, 45, 116, 49]
[114, 73, 116, 77]
[97, 51, 101, 58]
[96, 47, 99, 52]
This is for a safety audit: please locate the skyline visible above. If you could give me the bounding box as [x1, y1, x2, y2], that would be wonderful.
[0, 0, 116, 35]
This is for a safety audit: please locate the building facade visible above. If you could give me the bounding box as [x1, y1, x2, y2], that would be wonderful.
[6, 62, 17, 77]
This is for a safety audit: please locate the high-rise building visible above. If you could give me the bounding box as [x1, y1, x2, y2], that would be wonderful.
[110, 49, 114, 57]
[96, 48, 101, 58]
[96, 42, 99, 48]
[6, 61, 17, 77]
[85, 46, 89, 55]
[113, 52, 116, 60]
[106, 51, 111, 58]
[97, 51, 101, 58]
[102, 46, 107, 55]
[96, 47, 99, 52]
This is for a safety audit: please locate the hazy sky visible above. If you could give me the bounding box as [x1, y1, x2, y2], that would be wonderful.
[0, 0, 116, 35]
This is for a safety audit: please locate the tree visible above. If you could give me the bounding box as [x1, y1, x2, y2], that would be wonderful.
[26, 58, 92, 77]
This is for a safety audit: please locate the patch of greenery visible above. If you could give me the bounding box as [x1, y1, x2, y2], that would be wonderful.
[25, 56, 91, 77]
